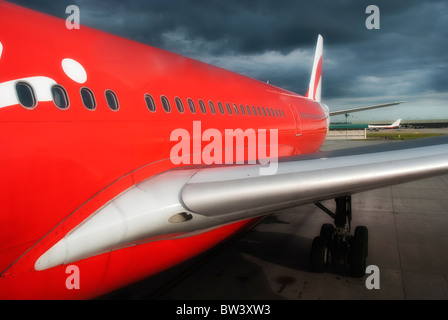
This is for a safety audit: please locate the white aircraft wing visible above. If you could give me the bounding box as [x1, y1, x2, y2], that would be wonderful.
[182, 135, 448, 216]
[35, 135, 448, 271]
[329, 101, 406, 116]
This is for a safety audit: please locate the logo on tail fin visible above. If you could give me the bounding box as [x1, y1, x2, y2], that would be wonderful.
[306, 35, 323, 102]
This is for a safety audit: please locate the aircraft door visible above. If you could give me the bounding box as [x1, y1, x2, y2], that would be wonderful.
[289, 105, 302, 136]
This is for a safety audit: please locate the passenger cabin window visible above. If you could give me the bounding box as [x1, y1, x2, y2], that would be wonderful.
[217, 102, 225, 114]
[175, 97, 184, 113]
[187, 98, 196, 114]
[233, 103, 239, 115]
[145, 93, 156, 112]
[226, 103, 232, 115]
[208, 101, 216, 114]
[16, 82, 36, 109]
[161, 95, 171, 113]
[239, 104, 245, 115]
[80, 87, 96, 110]
[51, 85, 69, 110]
[105, 90, 119, 111]
[199, 100, 206, 114]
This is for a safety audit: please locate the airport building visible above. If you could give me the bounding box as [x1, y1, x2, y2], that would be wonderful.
[327, 123, 368, 140]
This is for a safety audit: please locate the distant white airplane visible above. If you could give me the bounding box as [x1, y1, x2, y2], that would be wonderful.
[368, 119, 402, 130]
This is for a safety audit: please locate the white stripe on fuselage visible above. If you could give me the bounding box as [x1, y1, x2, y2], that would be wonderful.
[0, 76, 56, 109]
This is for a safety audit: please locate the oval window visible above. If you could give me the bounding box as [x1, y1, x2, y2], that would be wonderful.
[145, 93, 156, 112]
[233, 103, 239, 115]
[199, 100, 206, 114]
[15, 82, 36, 109]
[175, 97, 184, 113]
[80, 87, 96, 110]
[217, 102, 224, 114]
[225, 103, 232, 115]
[208, 101, 216, 114]
[105, 90, 119, 111]
[161, 95, 171, 113]
[239, 104, 245, 115]
[187, 98, 196, 114]
[51, 85, 69, 110]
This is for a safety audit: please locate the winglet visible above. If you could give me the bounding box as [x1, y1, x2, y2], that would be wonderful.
[306, 34, 323, 102]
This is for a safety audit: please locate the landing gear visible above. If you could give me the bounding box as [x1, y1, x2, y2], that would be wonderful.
[350, 226, 368, 277]
[310, 236, 327, 273]
[310, 196, 368, 277]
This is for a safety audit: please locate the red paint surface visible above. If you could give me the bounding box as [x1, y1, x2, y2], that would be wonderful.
[0, 1, 327, 299]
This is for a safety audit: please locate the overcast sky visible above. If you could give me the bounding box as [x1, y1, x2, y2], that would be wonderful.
[9, 0, 448, 122]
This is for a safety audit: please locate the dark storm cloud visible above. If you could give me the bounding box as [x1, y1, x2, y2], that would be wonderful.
[7, 0, 448, 119]
[7, 0, 73, 18]
[73, 0, 367, 54]
[11, 0, 374, 54]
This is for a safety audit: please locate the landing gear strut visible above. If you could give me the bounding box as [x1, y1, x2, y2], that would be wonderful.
[310, 196, 368, 277]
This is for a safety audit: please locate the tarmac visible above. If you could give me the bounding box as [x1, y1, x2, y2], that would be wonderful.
[103, 133, 448, 300]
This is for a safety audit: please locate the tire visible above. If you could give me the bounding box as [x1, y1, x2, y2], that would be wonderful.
[354, 226, 368, 257]
[320, 223, 334, 241]
[310, 236, 327, 273]
[350, 226, 368, 277]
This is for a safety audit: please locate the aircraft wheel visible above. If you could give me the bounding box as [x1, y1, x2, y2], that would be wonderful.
[350, 226, 368, 277]
[354, 225, 368, 257]
[310, 236, 328, 273]
[320, 223, 334, 241]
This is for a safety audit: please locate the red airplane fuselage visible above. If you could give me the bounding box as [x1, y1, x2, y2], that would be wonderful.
[0, 2, 327, 299]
